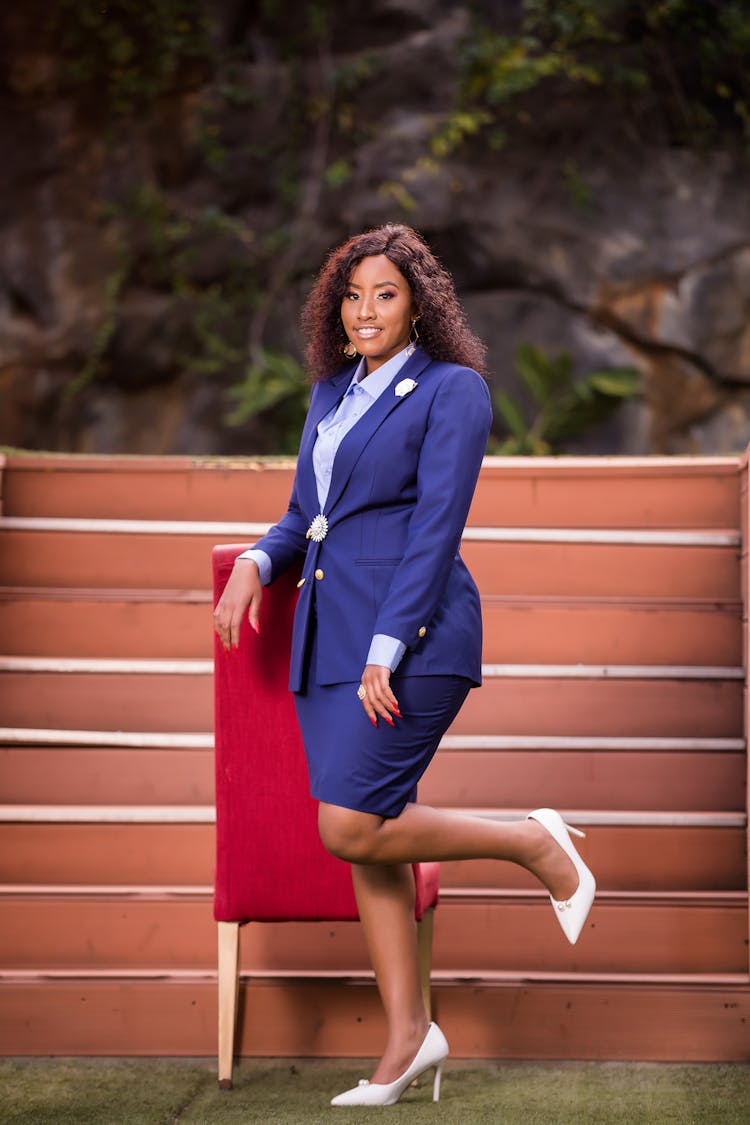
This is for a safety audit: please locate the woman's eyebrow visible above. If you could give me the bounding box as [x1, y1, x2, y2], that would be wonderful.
[347, 280, 401, 289]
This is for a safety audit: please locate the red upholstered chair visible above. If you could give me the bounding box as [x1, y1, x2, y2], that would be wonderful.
[212, 545, 440, 1088]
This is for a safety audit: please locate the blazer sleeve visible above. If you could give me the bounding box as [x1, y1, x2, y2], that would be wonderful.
[248, 382, 330, 580]
[248, 470, 309, 581]
[372, 367, 492, 648]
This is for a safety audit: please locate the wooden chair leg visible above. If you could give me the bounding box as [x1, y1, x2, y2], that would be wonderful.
[217, 920, 240, 1090]
[416, 906, 435, 1022]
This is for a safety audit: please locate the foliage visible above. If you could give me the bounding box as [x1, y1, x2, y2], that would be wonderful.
[225, 351, 310, 454]
[63, 258, 129, 401]
[48, 0, 211, 116]
[460, 0, 750, 148]
[490, 343, 640, 455]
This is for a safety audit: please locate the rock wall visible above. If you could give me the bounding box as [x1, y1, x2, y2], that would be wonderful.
[1, 0, 750, 456]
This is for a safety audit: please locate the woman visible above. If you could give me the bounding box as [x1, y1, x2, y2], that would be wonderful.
[213, 223, 595, 1107]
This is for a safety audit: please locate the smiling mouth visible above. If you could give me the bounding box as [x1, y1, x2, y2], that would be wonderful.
[355, 327, 382, 338]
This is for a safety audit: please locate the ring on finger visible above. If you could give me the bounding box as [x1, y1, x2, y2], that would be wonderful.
[357, 684, 367, 701]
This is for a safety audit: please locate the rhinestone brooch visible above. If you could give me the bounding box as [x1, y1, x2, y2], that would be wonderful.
[306, 514, 329, 542]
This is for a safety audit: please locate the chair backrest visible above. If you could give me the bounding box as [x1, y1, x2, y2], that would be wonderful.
[212, 545, 438, 923]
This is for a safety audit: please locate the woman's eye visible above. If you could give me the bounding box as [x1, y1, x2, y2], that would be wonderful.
[344, 291, 358, 301]
[377, 291, 395, 300]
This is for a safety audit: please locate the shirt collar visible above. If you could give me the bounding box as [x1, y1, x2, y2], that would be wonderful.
[347, 346, 413, 401]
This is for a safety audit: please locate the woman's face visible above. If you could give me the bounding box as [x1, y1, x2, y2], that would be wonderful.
[341, 254, 415, 373]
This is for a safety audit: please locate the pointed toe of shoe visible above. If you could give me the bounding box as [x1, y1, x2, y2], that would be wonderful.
[551, 867, 596, 944]
[528, 808, 596, 944]
[330, 1082, 370, 1107]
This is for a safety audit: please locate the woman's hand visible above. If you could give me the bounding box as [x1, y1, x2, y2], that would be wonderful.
[359, 664, 403, 727]
[212, 558, 263, 652]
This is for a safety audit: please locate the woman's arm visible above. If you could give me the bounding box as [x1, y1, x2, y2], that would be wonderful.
[213, 458, 310, 651]
[359, 369, 491, 721]
[374, 367, 492, 644]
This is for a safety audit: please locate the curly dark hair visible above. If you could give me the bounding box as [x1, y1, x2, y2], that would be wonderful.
[302, 223, 487, 381]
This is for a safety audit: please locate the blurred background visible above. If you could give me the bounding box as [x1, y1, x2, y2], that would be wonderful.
[1, 0, 750, 458]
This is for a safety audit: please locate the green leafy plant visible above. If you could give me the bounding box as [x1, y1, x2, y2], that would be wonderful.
[460, 1, 750, 148]
[491, 342, 640, 455]
[225, 350, 310, 454]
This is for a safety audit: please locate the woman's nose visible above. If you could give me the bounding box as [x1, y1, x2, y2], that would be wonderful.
[357, 295, 376, 319]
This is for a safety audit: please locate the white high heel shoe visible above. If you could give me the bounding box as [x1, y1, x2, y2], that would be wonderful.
[527, 807, 596, 945]
[330, 1022, 449, 1107]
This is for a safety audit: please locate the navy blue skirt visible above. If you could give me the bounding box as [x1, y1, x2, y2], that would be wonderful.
[294, 616, 472, 819]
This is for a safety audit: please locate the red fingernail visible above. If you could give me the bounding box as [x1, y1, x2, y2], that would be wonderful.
[392, 706, 403, 718]
[369, 715, 377, 727]
[384, 716, 395, 727]
[251, 621, 260, 635]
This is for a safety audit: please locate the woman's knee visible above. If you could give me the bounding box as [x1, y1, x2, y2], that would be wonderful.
[318, 803, 379, 863]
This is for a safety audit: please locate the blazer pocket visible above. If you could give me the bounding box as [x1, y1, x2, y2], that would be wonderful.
[354, 558, 402, 566]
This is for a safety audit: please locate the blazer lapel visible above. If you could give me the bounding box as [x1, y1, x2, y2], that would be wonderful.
[324, 348, 432, 517]
[296, 367, 354, 516]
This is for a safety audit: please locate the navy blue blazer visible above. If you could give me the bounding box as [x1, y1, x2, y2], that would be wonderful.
[253, 347, 493, 692]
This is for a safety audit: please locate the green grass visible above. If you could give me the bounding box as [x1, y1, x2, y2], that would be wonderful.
[0, 1059, 748, 1124]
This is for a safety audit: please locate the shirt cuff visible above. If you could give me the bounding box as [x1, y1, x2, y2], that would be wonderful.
[236, 548, 272, 586]
[366, 634, 407, 673]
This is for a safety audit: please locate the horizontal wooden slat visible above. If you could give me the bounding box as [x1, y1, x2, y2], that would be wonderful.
[0, 656, 743, 679]
[1, 747, 744, 812]
[0, 531, 225, 589]
[0, 824, 216, 885]
[0, 806, 744, 828]
[0, 673, 741, 736]
[459, 678, 742, 738]
[0, 892, 745, 974]
[0, 592, 213, 659]
[4, 453, 739, 527]
[0, 531, 741, 595]
[1, 729, 742, 752]
[469, 541, 740, 598]
[481, 600, 741, 664]
[467, 527, 739, 546]
[2, 516, 740, 546]
[422, 751, 746, 813]
[2, 592, 744, 662]
[0, 974, 747, 1059]
[472, 458, 741, 530]
[0, 824, 744, 892]
[0, 457, 297, 521]
[0, 729, 214, 747]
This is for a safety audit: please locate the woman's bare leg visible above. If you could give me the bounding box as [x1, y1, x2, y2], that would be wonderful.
[351, 862, 429, 1084]
[320, 803, 580, 902]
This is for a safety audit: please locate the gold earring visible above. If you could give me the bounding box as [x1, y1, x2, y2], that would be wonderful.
[343, 339, 357, 359]
[407, 317, 420, 354]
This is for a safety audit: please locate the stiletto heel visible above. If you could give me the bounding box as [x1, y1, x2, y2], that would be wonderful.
[527, 807, 596, 945]
[330, 1022, 449, 1107]
[433, 1060, 444, 1102]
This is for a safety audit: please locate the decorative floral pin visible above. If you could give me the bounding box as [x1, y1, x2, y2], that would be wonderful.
[395, 378, 418, 398]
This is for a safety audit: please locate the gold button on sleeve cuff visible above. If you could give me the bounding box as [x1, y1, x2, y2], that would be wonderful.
[314, 568, 324, 580]
[418, 626, 427, 638]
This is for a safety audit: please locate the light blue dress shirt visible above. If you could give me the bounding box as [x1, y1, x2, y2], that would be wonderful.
[238, 346, 413, 672]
